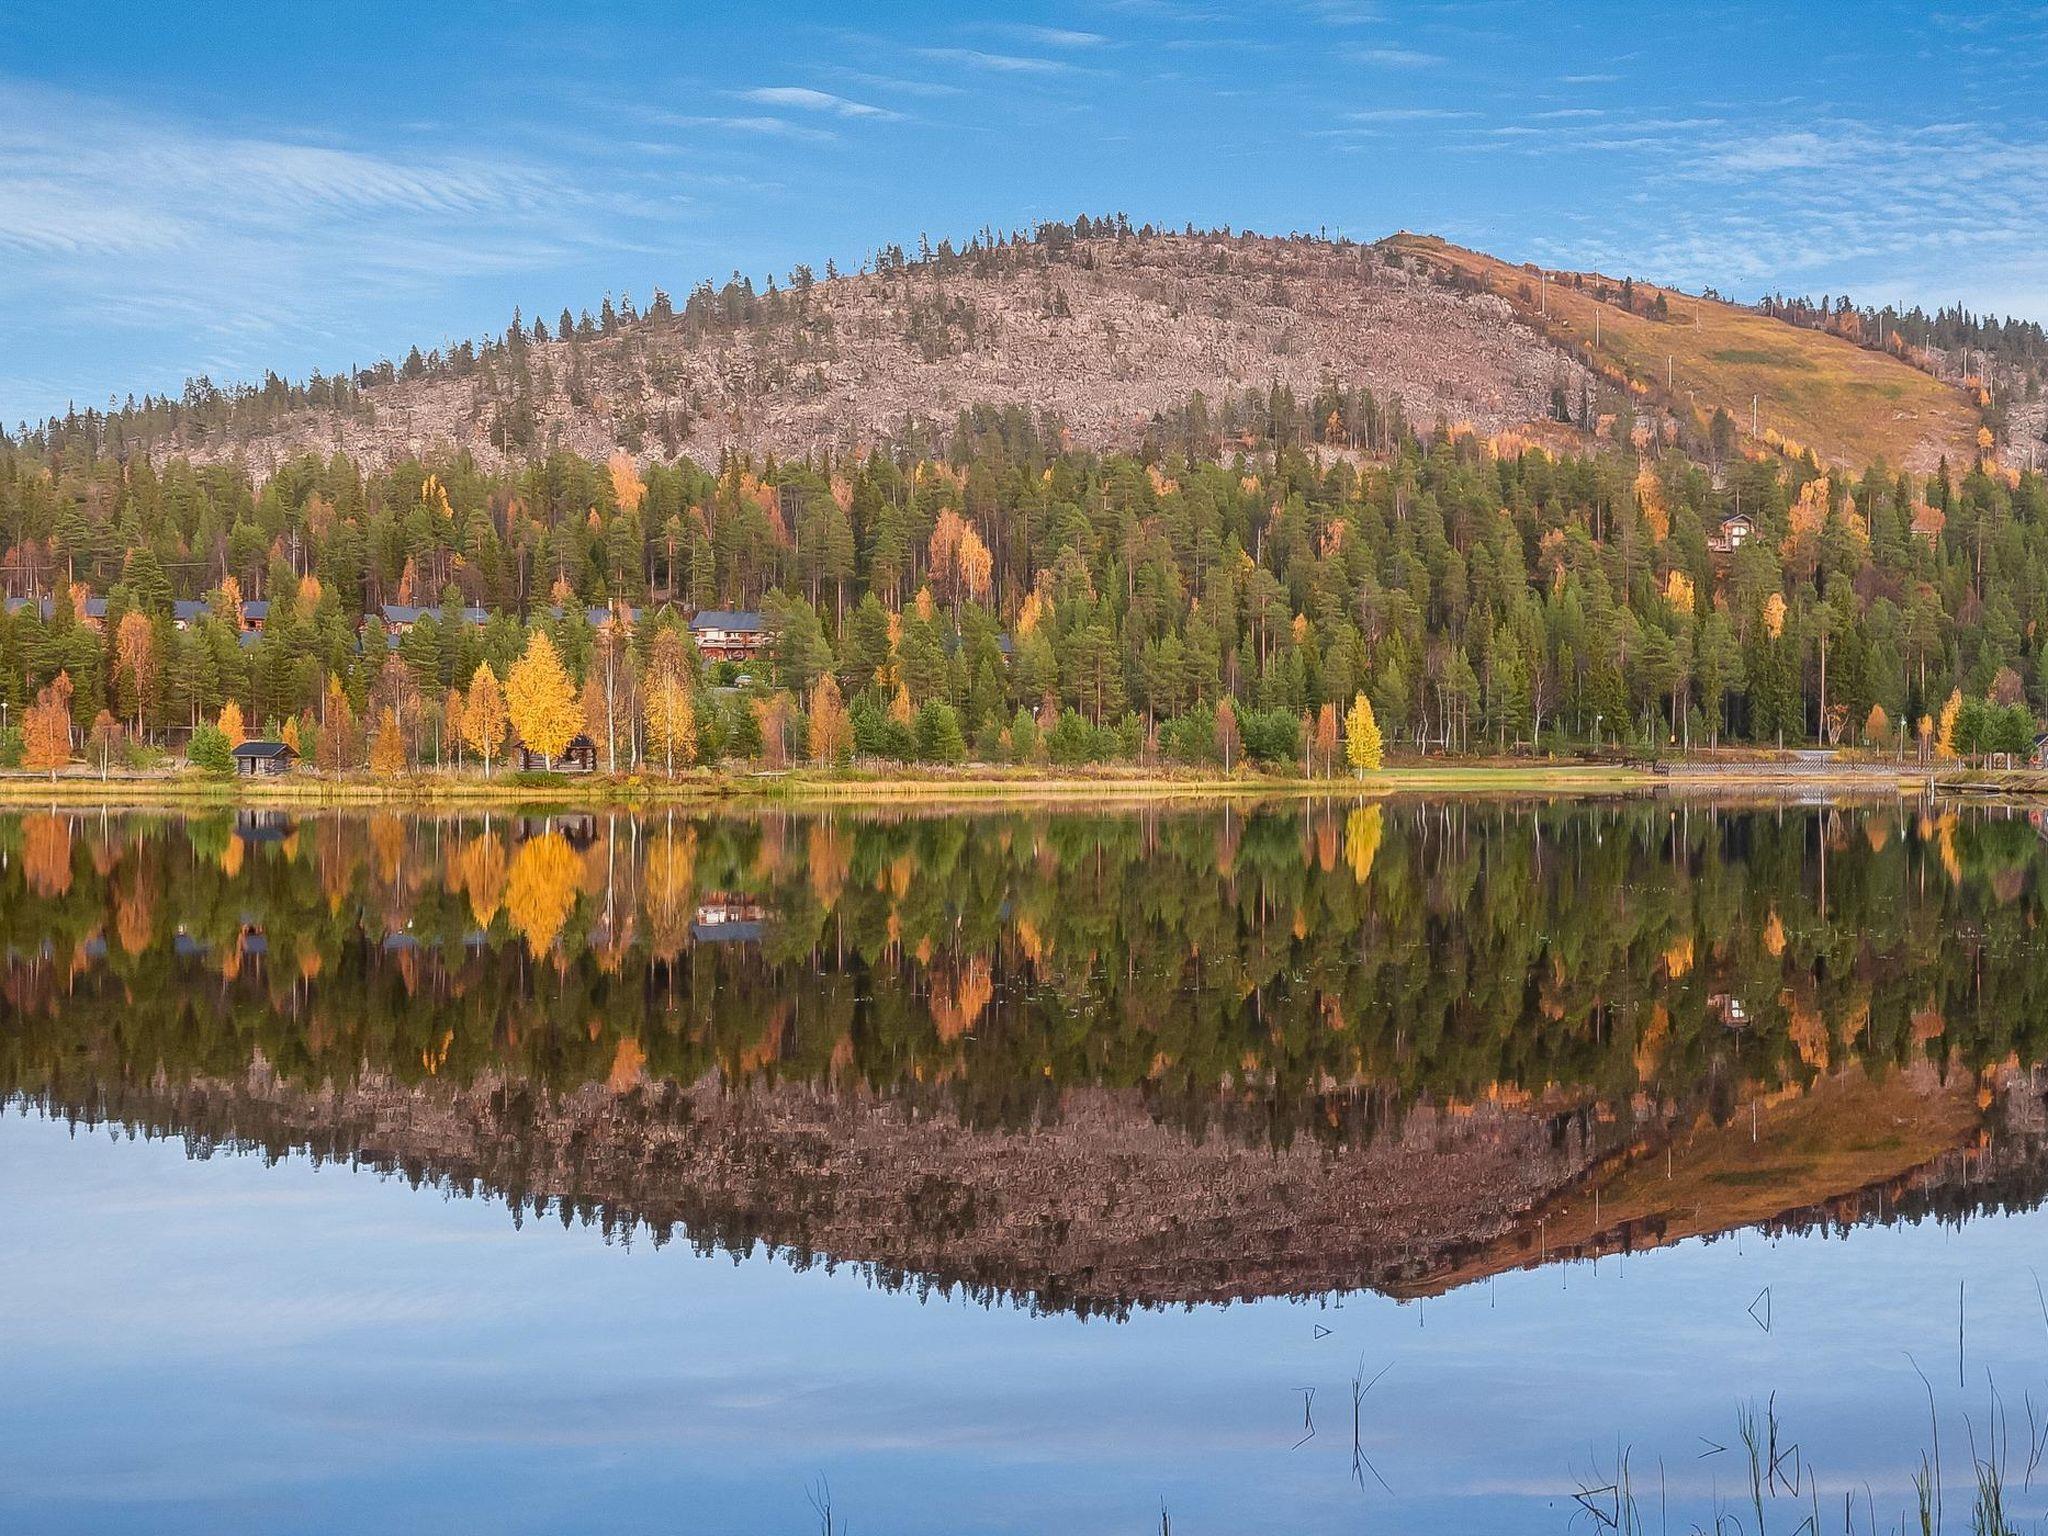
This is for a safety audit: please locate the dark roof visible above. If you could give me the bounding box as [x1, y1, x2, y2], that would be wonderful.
[241, 599, 269, 619]
[543, 604, 641, 627]
[231, 739, 297, 760]
[691, 920, 764, 944]
[173, 599, 208, 622]
[81, 596, 109, 619]
[690, 608, 764, 633]
[379, 604, 426, 625]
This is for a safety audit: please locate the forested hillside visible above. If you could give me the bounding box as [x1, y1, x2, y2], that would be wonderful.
[0, 404, 2042, 771]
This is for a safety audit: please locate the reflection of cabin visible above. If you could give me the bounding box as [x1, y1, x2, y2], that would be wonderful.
[231, 740, 298, 776]
[1707, 513, 1754, 555]
[516, 733, 598, 773]
[1709, 993, 1750, 1030]
[690, 609, 772, 663]
[233, 808, 295, 842]
[516, 812, 597, 849]
[692, 893, 767, 944]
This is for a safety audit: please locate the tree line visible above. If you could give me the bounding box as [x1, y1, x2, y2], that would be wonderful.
[1, 413, 2045, 773]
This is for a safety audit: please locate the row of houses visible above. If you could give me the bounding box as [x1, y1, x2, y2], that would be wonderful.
[3, 592, 774, 664]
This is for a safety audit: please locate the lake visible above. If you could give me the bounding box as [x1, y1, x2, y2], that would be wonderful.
[5, 797, 2048, 1533]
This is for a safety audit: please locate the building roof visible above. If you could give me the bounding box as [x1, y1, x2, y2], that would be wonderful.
[542, 604, 641, 627]
[690, 608, 764, 633]
[241, 599, 269, 619]
[231, 739, 297, 760]
[173, 599, 208, 622]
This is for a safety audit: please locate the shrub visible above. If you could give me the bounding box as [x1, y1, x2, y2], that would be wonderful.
[188, 723, 234, 778]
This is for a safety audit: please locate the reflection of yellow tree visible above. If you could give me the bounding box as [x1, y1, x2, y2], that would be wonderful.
[457, 833, 508, 926]
[22, 813, 73, 898]
[643, 824, 697, 959]
[606, 1036, 647, 1094]
[370, 814, 407, 889]
[807, 821, 852, 909]
[1343, 806, 1383, 885]
[115, 862, 155, 955]
[932, 955, 994, 1042]
[505, 831, 581, 957]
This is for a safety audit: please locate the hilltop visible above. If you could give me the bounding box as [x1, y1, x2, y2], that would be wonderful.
[31, 221, 1990, 479]
[1392, 234, 1985, 474]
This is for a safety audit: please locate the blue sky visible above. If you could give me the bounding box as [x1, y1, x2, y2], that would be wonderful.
[4, 1, 2047, 429]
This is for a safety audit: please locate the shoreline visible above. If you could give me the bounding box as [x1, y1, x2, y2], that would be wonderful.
[0, 760, 1941, 810]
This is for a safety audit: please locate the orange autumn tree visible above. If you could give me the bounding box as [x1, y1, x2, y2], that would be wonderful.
[23, 672, 74, 779]
[217, 699, 246, 749]
[369, 707, 407, 774]
[463, 662, 509, 775]
[808, 673, 852, 766]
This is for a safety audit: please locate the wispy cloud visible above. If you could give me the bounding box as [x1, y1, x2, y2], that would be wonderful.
[914, 46, 1079, 74]
[1344, 107, 1474, 122]
[993, 24, 1111, 47]
[1352, 46, 1444, 68]
[736, 86, 902, 120]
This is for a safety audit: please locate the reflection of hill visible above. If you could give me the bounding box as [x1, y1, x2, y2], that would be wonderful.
[20, 1058, 2038, 1315]
[1384, 1065, 2009, 1298]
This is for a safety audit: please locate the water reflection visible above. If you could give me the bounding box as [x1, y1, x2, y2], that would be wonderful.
[4, 798, 2046, 1314]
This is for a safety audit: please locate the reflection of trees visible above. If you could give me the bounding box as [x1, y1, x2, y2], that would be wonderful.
[2, 800, 2046, 1151]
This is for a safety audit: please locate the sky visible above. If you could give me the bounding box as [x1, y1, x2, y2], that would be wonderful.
[4, 0, 2048, 430]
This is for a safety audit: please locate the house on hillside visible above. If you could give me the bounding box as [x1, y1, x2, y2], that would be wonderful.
[516, 732, 599, 773]
[690, 608, 772, 663]
[172, 599, 209, 629]
[1707, 512, 1755, 555]
[231, 740, 298, 776]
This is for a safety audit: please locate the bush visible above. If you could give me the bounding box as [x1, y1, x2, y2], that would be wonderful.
[0, 726, 21, 769]
[188, 723, 234, 778]
[1161, 704, 1217, 765]
[1239, 708, 1300, 765]
[1046, 708, 1114, 765]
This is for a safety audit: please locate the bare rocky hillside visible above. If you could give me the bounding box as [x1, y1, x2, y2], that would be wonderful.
[150, 231, 1591, 475]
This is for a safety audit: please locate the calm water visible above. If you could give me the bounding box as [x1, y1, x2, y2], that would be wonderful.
[6, 798, 2048, 1532]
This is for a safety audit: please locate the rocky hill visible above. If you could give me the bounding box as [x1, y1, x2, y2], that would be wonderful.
[111, 228, 1596, 475]
[46, 221, 1991, 480]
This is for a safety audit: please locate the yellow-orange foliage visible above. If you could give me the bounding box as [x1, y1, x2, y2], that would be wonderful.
[505, 831, 581, 958]
[1762, 592, 1788, 639]
[369, 707, 407, 774]
[23, 671, 73, 777]
[608, 452, 646, 512]
[217, 699, 246, 749]
[22, 813, 73, 898]
[1344, 806, 1383, 885]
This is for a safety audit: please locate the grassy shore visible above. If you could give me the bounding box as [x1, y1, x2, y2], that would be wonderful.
[0, 757, 1941, 810]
